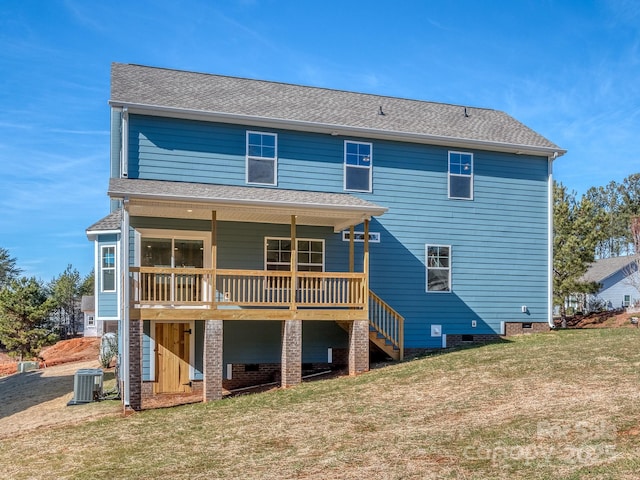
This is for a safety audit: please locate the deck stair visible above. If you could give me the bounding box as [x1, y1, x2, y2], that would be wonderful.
[338, 290, 404, 361]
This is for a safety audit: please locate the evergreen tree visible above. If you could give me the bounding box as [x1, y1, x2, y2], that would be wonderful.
[0, 277, 57, 360]
[50, 265, 83, 337]
[80, 269, 95, 296]
[0, 247, 21, 289]
[553, 182, 600, 318]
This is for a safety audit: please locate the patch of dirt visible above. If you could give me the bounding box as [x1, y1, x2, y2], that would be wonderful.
[0, 338, 100, 376]
[554, 310, 640, 329]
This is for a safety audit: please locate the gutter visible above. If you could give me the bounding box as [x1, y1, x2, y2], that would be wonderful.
[109, 101, 567, 158]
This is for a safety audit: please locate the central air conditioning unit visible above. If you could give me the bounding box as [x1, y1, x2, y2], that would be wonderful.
[67, 368, 104, 406]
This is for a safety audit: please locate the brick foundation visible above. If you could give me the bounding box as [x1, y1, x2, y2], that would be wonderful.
[504, 322, 550, 336]
[445, 333, 502, 348]
[223, 363, 281, 390]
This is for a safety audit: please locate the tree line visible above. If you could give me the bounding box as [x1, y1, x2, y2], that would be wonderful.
[0, 248, 93, 361]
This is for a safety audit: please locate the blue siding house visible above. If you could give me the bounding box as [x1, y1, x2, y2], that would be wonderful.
[87, 63, 564, 410]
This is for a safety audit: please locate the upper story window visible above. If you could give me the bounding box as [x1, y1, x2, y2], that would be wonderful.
[101, 246, 116, 292]
[448, 151, 473, 200]
[344, 141, 372, 192]
[265, 238, 324, 272]
[246, 131, 277, 185]
[426, 245, 451, 293]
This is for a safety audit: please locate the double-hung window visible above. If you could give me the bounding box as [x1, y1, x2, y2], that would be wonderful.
[265, 238, 324, 272]
[426, 245, 451, 292]
[101, 246, 116, 292]
[344, 141, 372, 192]
[246, 131, 277, 185]
[448, 151, 473, 199]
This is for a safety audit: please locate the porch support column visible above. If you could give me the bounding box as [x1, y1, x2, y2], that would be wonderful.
[349, 225, 355, 273]
[128, 319, 143, 410]
[203, 319, 223, 402]
[290, 215, 297, 311]
[349, 218, 370, 376]
[281, 319, 302, 387]
[211, 211, 217, 307]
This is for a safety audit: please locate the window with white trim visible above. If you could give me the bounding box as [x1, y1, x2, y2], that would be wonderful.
[101, 246, 116, 292]
[426, 245, 451, 292]
[246, 131, 277, 185]
[344, 141, 372, 192]
[87, 315, 95, 327]
[265, 238, 324, 272]
[448, 151, 473, 199]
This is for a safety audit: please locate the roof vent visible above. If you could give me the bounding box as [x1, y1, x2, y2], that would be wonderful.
[378, 105, 385, 116]
[464, 107, 469, 117]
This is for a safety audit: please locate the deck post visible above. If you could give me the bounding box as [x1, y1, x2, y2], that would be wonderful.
[290, 215, 297, 310]
[348, 319, 370, 375]
[349, 225, 354, 273]
[363, 218, 369, 315]
[281, 319, 302, 387]
[211, 210, 217, 307]
[203, 319, 223, 402]
[128, 319, 143, 410]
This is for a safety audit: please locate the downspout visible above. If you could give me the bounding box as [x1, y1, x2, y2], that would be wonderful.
[547, 152, 558, 327]
[121, 199, 131, 405]
[121, 107, 129, 178]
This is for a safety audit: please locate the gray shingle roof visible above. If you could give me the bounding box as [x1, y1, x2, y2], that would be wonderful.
[582, 256, 635, 283]
[86, 209, 122, 232]
[110, 63, 563, 153]
[108, 178, 386, 214]
[81, 295, 95, 312]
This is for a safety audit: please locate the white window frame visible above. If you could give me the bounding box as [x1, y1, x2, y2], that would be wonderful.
[264, 237, 325, 272]
[448, 151, 474, 200]
[344, 140, 373, 193]
[86, 314, 95, 327]
[246, 131, 277, 186]
[100, 245, 116, 293]
[425, 244, 452, 293]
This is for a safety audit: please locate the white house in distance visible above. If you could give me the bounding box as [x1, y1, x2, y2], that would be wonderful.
[580, 256, 640, 312]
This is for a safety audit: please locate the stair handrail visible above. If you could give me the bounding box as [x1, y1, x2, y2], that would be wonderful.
[369, 290, 404, 360]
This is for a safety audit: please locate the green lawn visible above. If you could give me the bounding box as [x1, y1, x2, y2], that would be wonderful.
[2, 328, 640, 479]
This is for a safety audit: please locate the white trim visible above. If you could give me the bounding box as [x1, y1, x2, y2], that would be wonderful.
[100, 245, 117, 293]
[264, 237, 325, 271]
[341, 230, 380, 243]
[110, 102, 565, 158]
[122, 206, 130, 406]
[425, 244, 452, 293]
[547, 157, 555, 327]
[246, 130, 277, 186]
[343, 140, 373, 193]
[448, 151, 474, 200]
[121, 107, 129, 178]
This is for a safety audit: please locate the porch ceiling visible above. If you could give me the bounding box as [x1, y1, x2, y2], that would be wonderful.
[109, 178, 387, 231]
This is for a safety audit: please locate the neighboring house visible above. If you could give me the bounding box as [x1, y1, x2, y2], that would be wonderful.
[578, 256, 640, 312]
[80, 295, 119, 337]
[86, 63, 565, 410]
[81, 295, 97, 337]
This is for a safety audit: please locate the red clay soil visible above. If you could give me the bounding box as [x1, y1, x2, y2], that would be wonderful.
[0, 337, 100, 376]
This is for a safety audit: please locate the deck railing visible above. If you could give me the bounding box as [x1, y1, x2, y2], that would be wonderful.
[130, 267, 367, 310]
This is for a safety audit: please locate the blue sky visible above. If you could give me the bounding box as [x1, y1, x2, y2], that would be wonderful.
[1, 0, 639, 281]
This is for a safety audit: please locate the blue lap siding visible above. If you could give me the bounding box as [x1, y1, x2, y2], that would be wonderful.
[125, 112, 550, 351]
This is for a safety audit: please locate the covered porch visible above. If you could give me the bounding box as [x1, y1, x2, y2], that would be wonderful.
[111, 178, 396, 409]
